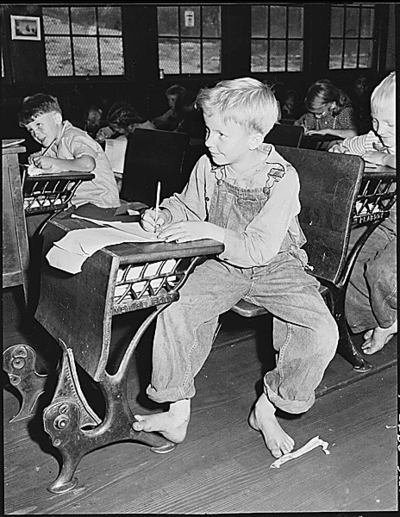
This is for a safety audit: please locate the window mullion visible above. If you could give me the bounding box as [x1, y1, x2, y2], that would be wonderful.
[68, 7, 76, 75]
[95, 8, 101, 76]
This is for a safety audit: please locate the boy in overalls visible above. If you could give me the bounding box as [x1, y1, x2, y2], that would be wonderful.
[134, 78, 338, 459]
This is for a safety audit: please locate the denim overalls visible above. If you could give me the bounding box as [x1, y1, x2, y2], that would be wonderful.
[147, 165, 338, 415]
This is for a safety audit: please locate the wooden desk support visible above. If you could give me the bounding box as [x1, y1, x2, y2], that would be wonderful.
[32, 215, 223, 494]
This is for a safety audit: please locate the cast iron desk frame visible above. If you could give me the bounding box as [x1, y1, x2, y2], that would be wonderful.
[34, 215, 224, 494]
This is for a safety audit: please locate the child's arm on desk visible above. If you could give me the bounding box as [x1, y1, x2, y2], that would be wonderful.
[141, 208, 225, 243]
[363, 151, 396, 169]
[30, 154, 96, 174]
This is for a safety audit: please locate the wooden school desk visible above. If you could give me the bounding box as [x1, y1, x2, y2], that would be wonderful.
[33, 211, 224, 494]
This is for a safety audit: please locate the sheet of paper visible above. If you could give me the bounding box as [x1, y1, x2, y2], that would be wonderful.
[270, 435, 330, 469]
[105, 138, 128, 173]
[70, 214, 160, 241]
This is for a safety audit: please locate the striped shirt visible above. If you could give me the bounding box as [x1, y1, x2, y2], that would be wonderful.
[329, 130, 395, 156]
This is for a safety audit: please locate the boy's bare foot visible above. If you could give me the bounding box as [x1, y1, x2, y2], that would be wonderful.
[132, 399, 191, 444]
[249, 393, 295, 458]
[361, 320, 397, 355]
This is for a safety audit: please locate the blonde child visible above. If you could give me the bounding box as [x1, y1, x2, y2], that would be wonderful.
[18, 93, 120, 209]
[133, 78, 338, 459]
[330, 71, 396, 355]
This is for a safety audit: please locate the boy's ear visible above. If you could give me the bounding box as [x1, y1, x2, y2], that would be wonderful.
[249, 132, 264, 150]
[52, 111, 63, 125]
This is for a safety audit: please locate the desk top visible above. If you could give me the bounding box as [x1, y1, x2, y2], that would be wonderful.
[50, 211, 225, 265]
[24, 170, 95, 182]
[363, 164, 396, 178]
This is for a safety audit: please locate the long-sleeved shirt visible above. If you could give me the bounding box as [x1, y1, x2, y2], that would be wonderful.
[329, 130, 395, 156]
[159, 144, 306, 268]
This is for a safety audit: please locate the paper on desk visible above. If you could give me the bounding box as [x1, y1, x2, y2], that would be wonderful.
[47, 225, 161, 274]
[105, 138, 128, 173]
[270, 436, 330, 469]
[70, 214, 159, 240]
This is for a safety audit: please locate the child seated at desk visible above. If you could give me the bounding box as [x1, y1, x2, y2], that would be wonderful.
[133, 77, 339, 459]
[294, 79, 357, 139]
[18, 93, 120, 209]
[329, 71, 397, 355]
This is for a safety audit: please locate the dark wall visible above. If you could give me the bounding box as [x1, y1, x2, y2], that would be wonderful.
[1, 3, 394, 143]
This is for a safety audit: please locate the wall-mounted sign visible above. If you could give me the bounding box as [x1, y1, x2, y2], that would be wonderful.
[184, 11, 195, 28]
[11, 15, 41, 41]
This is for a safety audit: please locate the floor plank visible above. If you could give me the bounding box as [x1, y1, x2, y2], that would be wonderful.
[3, 286, 398, 514]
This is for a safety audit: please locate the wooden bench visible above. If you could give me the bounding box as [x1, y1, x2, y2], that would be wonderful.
[228, 146, 396, 372]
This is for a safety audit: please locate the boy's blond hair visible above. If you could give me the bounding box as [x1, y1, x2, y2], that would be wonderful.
[370, 71, 396, 112]
[195, 77, 280, 136]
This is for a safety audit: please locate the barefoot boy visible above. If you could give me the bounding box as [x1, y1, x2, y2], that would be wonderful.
[330, 71, 396, 355]
[134, 77, 338, 458]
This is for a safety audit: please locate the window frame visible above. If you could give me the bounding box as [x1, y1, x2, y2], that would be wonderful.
[250, 3, 306, 74]
[328, 3, 378, 71]
[157, 5, 222, 77]
[41, 4, 126, 80]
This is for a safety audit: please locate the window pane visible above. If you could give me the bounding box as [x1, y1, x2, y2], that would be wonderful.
[159, 38, 180, 74]
[251, 6, 268, 37]
[202, 6, 220, 38]
[71, 7, 96, 35]
[343, 39, 358, 68]
[359, 39, 373, 68]
[251, 40, 268, 72]
[98, 7, 122, 36]
[73, 37, 99, 75]
[270, 6, 286, 38]
[329, 39, 343, 69]
[180, 7, 200, 38]
[43, 7, 70, 34]
[203, 39, 221, 73]
[270, 40, 286, 71]
[181, 39, 200, 73]
[360, 8, 374, 38]
[158, 6, 178, 36]
[288, 7, 303, 38]
[330, 6, 344, 37]
[287, 40, 303, 71]
[345, 7, 360, 38]
[45, 36, 73, 76]
[100, 37, 124, 75]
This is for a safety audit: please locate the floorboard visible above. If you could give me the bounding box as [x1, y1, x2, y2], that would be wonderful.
[3, 286, 398, 514]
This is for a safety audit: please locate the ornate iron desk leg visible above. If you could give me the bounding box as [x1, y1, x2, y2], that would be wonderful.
[3, 344, 47, 422]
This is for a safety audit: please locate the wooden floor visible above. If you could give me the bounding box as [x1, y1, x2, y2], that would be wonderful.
[3, 286, 398, 514]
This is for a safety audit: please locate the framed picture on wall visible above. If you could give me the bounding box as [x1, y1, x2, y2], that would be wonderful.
[11, 15, 41, 41]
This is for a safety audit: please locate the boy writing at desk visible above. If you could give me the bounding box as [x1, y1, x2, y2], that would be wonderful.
[133, 78, 338, 459]
[18, 93, 120, 209]
[330, 71, 396, 355]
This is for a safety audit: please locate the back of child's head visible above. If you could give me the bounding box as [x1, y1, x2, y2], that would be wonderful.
[370, 71, 396, 113]
[195, 77, 280, 136]
[106, 101, 146, 130]
[18, 93, 62, 126]
[305, 79, 351, 114]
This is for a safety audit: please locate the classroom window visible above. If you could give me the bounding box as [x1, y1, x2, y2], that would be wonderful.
[42, 6, 124, 77]
[157, 5, 221, 75]
[251, 4, 304, 72]
[329, 3, 375, 69]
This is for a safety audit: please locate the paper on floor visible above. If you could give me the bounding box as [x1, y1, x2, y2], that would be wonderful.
[270, 435, 330, 469]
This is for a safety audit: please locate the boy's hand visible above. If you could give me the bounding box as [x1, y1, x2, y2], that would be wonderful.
[31, 156, 63, 173]
[140, 208, 171, 233]
[363, 151, 395, 169]
[158, 221, 224, 243]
